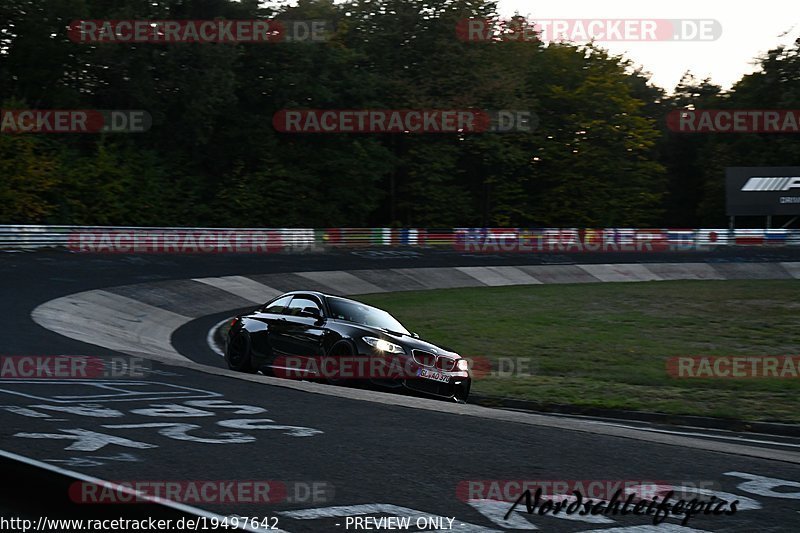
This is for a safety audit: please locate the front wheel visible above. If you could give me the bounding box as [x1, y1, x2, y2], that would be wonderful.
[325, 341, 355, 386]
[226, 331, 255, 373]
[453, 380, 470, 403]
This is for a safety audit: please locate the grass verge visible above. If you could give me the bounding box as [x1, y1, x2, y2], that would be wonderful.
[358, 280, 800, 423]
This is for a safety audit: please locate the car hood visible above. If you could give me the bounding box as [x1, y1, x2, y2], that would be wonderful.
[356, 324, 461, 358]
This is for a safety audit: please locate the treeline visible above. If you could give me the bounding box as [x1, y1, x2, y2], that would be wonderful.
[0, 0, 798, 228]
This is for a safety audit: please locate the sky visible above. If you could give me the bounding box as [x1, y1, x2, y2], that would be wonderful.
[266, 0, 799, 92]
[498, 0, 800, 91]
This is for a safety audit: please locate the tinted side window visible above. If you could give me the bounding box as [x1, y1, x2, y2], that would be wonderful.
[286, 296, 322, 317]
[262, 295, 292, 314]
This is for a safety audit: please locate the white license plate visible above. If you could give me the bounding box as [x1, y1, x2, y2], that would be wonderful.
[417, 368, 450, 383]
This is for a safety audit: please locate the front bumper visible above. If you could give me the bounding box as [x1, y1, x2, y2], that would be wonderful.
[355, 343, 472, 401]
[402, 372, 471, 402]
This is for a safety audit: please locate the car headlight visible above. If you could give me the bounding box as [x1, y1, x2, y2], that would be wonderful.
[363, 337, 405, 354]
[457, 359, 470, 371]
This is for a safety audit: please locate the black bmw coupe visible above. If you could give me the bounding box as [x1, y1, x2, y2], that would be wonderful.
[225, 291, 471, 402]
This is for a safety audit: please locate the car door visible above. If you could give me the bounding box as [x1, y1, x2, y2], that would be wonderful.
[268, 295, 328, 378]
[247, 294, 292, 368]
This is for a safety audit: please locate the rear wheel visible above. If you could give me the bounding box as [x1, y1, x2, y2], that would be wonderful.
[226, 331, 255, 373]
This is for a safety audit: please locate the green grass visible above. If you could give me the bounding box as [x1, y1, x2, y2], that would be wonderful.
[358, 280, 800, 423]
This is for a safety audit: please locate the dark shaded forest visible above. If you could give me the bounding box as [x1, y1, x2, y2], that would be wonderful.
[1, 0, 798, 227]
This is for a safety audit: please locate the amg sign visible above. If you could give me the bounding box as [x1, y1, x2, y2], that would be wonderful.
[726, 167, 800, 216]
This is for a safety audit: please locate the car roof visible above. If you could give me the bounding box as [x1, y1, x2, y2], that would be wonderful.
[280, 291, 357, 304]
[281, 290, 328, 299]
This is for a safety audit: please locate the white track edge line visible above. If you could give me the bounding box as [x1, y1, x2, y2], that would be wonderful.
[0, 448, 262, 532]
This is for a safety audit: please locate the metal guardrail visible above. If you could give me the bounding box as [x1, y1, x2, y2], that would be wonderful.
[1, 225, 799, 252]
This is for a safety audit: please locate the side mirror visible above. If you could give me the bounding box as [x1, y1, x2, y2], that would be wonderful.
[300, 307, 322, 320]
[411, 332, 420, 339]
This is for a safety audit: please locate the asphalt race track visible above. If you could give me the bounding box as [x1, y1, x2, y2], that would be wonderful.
[3, 248, 800, 532]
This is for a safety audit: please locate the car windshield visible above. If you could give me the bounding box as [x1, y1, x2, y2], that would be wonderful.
[328, 297, 410, 335]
